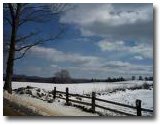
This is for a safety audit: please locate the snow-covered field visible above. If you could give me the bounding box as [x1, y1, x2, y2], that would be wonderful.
[96, 88, 153, 116]
[12, 80, 153, 94]
[9, 80, 153, 116]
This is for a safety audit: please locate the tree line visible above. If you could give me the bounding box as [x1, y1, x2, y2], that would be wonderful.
[53, 70, 153, 83]
[132, 76, 153, 81]
[3, 69, 153, 84]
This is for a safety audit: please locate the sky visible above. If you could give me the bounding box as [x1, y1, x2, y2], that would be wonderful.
[3, 3, 153, 79]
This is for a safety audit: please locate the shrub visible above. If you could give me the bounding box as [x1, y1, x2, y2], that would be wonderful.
[142, 82, 150, 89]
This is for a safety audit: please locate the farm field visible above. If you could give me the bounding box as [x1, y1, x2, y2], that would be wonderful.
[7, 80, 153, 116]
[12, 80, 153, 94]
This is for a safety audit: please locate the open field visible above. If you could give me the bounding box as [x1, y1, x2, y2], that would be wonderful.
[6, 80, 153, 116]
[12, 80, 153, 94]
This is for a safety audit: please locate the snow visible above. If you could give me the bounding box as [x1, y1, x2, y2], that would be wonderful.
[7, 80, 153, 116]
[3, 91, 98, 116]
[98, 89, 153, 109]
[12, 80, 153, 94]
[96, 89, 153, 116]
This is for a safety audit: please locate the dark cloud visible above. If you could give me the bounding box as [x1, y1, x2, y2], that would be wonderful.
[85, 20, 153, 42]
[112, 3, 152, 11]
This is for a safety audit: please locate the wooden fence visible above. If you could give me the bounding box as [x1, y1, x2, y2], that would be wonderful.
[52, 87, 153, 116]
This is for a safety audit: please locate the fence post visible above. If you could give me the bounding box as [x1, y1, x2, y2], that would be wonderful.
[136, 99, 142, 116]
[66, 87, 69, 105]
[91, 92, 95, 113]
[53, 87, 56, 99]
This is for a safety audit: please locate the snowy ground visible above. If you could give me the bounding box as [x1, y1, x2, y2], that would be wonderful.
[4, 91, 97, 116]
[12, 80, 153, 94]
[96, 88, 153, 116]
[8, 80, 153, 116]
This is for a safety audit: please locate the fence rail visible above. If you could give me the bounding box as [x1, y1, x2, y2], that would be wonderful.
[141, 108, 153, 112]
[95, 104, 135, 116]
[95, 97, 137, 109]
[69, 93, 91, 99]
[52, 87, 153, 116]
[69, 99, 92, 106]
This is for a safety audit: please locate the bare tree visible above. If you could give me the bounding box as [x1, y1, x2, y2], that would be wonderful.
[139, 76, 143, 81]
[54, 69, 71, 84]
[132, 76, 136, 80]
[3, 3, 71, 94]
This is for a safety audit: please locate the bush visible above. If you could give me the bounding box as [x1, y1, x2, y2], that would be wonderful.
[142, 82, 150, 89]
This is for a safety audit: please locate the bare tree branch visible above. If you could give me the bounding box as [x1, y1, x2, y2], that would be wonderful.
[5, 3, 69, 61]
[14, 45, 33, 60]
[14, 27, 65, 60]
[15, 4, 22, 19]
[16, 31, 40, 43]
[14, 40, 42, 60]
[4, 16, 12, 26]
[18, 4, 71, 27]
[15, 41, 42, 52]
[8, 3, 15, 21]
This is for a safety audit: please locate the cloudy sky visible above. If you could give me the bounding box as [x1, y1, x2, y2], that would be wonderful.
[4, 3, 153, 79]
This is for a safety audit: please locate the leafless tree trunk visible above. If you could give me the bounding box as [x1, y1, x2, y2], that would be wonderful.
[4, 4, 21, 94]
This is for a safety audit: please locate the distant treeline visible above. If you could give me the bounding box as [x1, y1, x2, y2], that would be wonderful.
[3, 74, 153, 84]
[91, 77, 126, 82]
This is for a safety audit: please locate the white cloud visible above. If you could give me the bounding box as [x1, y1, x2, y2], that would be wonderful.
[97, 40, 125, 51]
[129, 44, 153, 59]
[30, 46, 100, 66]
[66, 61, 153, 77]
[60, 4, 151, 27]
[27, 46, 153, 78]
[97, 40, 153, 59]
[133, 56, 144, 60]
